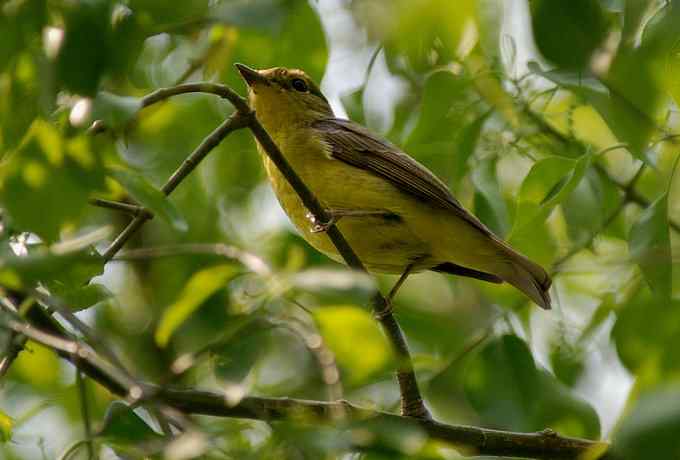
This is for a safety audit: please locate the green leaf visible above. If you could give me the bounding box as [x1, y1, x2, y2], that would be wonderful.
[98, 401, 162, 445]
[0, 0, 47, 72]
[213, 316, 272, 384]
[530, 63, 657, 163]
[91, 92, 142, 130]
[472, 157, 510, 237]
[464, 335, 600, 438]
[156, 264, 240, 347]
[108, 167, 188, 232]
[0, 409, 12, 443]
[49, 283, 113, 312]
[0, 246, 103, 290]
[315, 305, 394, 386]
[510, 153, 591, 238]
[56, 0, 114, 96]
[0, 120, 105, 242]
[612, 388, 680, 459]
[452, 111, 490, 189]
[530, 0, 608, 69]
[629, 195, 671, 301]
[405, 71, 469, 146]
[613, 289, 680, 385]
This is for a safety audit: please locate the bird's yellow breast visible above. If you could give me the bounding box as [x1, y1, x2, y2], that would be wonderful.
[257, 125, 432, 273]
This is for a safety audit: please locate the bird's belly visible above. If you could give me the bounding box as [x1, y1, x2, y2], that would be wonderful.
[263, 154, 432, 273]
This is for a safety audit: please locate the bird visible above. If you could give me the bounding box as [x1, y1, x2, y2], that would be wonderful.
[235, 63, 551, 310]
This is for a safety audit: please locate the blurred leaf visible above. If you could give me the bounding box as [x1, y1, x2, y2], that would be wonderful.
[464, 335, 600, 438]
[315, 305, 394, 385]
[476, 0, 504, 62]
[628, 195, 671, 301]
[452, 111, 490, 189]
[612, 387, 680, 459]
[0, 0, 47, 71]
[49, 283, 113, 312]
[0, 410, 12, 443]
[11, 341, 60, 390]
[91, 92, 142, 131]
[0, 246, 103, 290]
[530, 62, 657, 163]
[406, 71, 468, 146]
[209, 0, 287, 30]
[472, 156, 510, 237]
[218, 0, 327, 88]
[213, 317, 272, 384]
[0, 120, 105, 242]
[612, 288, 680, 382]
[156, 264, 240, 346]
[639, 0, 680, 106]
[353, 0, 475, 73]
[511, 153, 591, 238]
[129, 0, 208, 30]
[56, 0, 113, 96]
[530, 0, 608, 69]
[98, 401, 162, 445]
[109, 167, 188, 232]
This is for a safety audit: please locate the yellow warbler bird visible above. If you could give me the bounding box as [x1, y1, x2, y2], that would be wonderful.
[236, 63, 551, 309]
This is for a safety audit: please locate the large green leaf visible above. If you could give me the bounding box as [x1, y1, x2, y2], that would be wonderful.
[510, 153, 591, 238]
[628, 195, 671, 301]
[0, 246, 103, 291]
[405, 71, 469, 147]
[472, 157, 510, 237]
[464, 335, 600, 438]
[56, 0, 114, 96]
[156, 264, 240, 346]
[0, 409, 12, 443]
[98, 401, 163, 446]
[0, 120, 105, 242]
[108, 167, 188, 232]
[530, 0, 608, 69]
[611, 387, 680, 460]
[612, 289, 680, 384]
[315, 305, 394, 386]
[530, 63, 657, 163]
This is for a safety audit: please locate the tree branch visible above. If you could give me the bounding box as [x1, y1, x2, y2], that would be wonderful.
[0, 313, 610, 460]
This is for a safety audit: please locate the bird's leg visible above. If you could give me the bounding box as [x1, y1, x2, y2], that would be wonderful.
[375, 262, 418, 320]
[306, 208, 395, 233]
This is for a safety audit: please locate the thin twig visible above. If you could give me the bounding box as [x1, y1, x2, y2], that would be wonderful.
[76, 370, 96, 460]
[115, 243, 271, 277]
[89, 198, 153, 218]
[102, 112, 250, 261]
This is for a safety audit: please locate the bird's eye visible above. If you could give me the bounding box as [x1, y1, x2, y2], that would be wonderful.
[291, 78, 308, 92]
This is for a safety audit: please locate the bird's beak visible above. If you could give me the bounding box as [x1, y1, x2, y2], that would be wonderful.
[235, 63, 268, 87]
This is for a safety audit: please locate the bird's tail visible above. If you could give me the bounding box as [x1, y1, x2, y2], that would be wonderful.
[495, 244, 552, 309]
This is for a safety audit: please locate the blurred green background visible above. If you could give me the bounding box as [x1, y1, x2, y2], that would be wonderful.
[0, 0, 679, 458]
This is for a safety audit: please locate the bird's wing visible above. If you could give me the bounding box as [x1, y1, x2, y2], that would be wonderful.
[313, 117, 495, 238]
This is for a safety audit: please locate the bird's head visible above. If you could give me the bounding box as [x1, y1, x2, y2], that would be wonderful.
[235, 63, 333, 129]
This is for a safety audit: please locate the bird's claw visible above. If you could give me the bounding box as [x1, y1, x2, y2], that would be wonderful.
[306, 211, 336, 233]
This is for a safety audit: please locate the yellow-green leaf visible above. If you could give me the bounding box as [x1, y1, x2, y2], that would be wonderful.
[155, 265, 239, 347]
[315, 305, 393, 385]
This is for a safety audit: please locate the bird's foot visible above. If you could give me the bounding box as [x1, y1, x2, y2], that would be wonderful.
[306, 211, 338, 233]
[374, 297, 394, 320]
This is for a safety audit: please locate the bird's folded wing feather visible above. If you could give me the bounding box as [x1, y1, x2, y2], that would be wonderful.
[313, 118, 495, 238]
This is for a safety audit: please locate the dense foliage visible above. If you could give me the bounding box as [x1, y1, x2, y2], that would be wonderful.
[0, 0, 679, 459]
